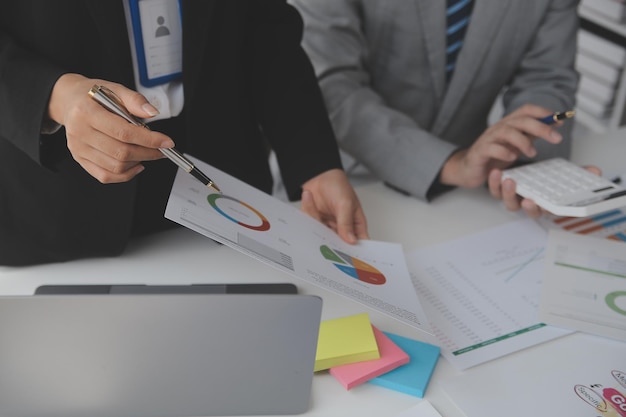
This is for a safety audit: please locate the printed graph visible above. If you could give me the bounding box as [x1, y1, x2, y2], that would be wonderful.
[541, 209, 626, 242]
[320, 245, 386, 285]
[207, 194, 270, 231]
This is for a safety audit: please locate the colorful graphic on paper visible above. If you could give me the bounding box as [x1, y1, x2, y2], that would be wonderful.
[614, 370, 626, 389]
[320, 245, 386, 285]
[575, 370, 626, 417]
[207, 194, 270, 231]
[606, 291, 626, 316]
[544, 209, 626, 242]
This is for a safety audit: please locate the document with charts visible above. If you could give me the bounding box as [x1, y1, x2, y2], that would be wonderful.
[406, 219, 572, 370]
[539, 229, 626, 342]
[165, 156, 431, 335]
[538, 209, 626, 243]
[441, 333, 626, 417]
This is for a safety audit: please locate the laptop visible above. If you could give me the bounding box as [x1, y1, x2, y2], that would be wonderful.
[0, 290, 322, 417]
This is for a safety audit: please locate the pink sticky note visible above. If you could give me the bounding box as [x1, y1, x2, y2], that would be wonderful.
[329, 325, 410, 390]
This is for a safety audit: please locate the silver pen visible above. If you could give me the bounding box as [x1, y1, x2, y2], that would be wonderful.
[88, 85, 221, 193]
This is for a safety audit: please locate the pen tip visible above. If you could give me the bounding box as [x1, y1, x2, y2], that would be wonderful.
[564, 110, 576, 118]
[208, 182, 221, 193]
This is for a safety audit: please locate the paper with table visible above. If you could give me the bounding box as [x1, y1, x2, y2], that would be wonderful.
[406, 219, 572, 370]
[539, 229, 626, 342]
[165, 156, 431, 335]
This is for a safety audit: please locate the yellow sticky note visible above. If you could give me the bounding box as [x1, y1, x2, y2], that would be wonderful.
[314, 313, 380, 372]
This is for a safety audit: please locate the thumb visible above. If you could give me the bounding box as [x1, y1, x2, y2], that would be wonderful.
[110, 84, 160, 119]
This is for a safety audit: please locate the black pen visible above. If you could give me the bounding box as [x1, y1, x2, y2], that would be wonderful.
[88, 85, 221, 193]
[538, 110, 576, 125]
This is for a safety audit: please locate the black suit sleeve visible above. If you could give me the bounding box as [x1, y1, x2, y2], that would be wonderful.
[248, 0, 343, 200]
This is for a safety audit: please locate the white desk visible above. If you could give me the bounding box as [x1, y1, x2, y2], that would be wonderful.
[1, 128, 624, 417]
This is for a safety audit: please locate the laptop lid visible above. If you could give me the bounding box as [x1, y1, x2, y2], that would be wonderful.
[0, 293, 322, 417]
[34, 283, 298, 295]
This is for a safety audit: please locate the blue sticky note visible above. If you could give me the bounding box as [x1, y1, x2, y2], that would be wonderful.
[369, 332, 440, 397]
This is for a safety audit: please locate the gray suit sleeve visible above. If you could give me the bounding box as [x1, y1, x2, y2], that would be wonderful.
[502, 0, 580, 161]
[290, 0, 457, 200]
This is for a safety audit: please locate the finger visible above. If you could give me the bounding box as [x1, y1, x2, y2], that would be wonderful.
[300, 190, 322, 222]
[67, 121, 163, 173]
[352, 207, 370, 240]
[501, 179, 522, 211]
[486, 122, 548, 159]
[89, 101, 174, 150]
[520, 199, 543, 219]
[583, 165, 602, 176]
[75, 156, 146, 184]
[488, 170, 504, 199]
[102, 83, 160, 119]
[334, 203, 358, 244]
[508, 116, 563, 146]
[474, 137, 521, 163]
[505, 104, 565, 141]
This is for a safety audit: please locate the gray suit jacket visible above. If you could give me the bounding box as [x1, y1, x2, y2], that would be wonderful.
[291, 0, 579, 199]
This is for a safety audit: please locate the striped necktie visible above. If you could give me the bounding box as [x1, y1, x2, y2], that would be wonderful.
[446, 0, 474, 83]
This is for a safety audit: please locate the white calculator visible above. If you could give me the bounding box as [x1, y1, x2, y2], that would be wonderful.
[501, 158, 626, 217]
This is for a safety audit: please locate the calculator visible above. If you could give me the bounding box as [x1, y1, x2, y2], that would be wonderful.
[501, 158, 626, 217]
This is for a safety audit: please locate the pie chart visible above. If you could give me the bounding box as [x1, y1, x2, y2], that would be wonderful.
[207, 194, 270, 231]
[320, 245, 386, 285]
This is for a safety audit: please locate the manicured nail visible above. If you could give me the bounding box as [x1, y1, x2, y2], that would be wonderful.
[161, 139, 175, 148]
[551, 131, 562, 142]
[142, 103, 160, 117]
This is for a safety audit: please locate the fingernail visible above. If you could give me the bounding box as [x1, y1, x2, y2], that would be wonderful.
[161, 139, 175, 148]
[551, 131, 562, 142]
[142, 103, 160, 117]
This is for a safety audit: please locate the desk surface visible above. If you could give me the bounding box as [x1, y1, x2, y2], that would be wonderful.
[1, 128, 624, 417]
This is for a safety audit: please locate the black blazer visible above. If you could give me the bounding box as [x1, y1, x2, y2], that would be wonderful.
[0, 0, 342, 265]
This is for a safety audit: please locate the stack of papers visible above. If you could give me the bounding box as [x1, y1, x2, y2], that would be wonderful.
[539, 229, 626, 342]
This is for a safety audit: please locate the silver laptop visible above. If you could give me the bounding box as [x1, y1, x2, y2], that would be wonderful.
[0, 293, 322, 417]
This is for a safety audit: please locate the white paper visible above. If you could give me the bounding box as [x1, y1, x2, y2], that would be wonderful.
[441, 333, 626, 417]
[165, 156, 431, 334]
[394, 400, 443, 417]
[406, 219, 572, 370]
[539, 229, 626, 342]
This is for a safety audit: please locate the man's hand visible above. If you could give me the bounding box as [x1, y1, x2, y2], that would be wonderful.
[439, 104, 564, 189]
[300, 169, 369, 244]
[47, 73, 174, 183]
[488, 165, 603, 218]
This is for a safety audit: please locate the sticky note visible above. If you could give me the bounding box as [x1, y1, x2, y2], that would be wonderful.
[314, 313, 379, 372]
[329, 325, 410, 389]
[369, 332, 440, 397]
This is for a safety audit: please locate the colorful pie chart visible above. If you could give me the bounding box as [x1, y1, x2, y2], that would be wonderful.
[207, 194, 270, 231]
[320, 245, 386, 285]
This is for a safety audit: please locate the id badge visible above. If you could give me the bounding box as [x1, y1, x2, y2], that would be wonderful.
[129, 0, 183, 87]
